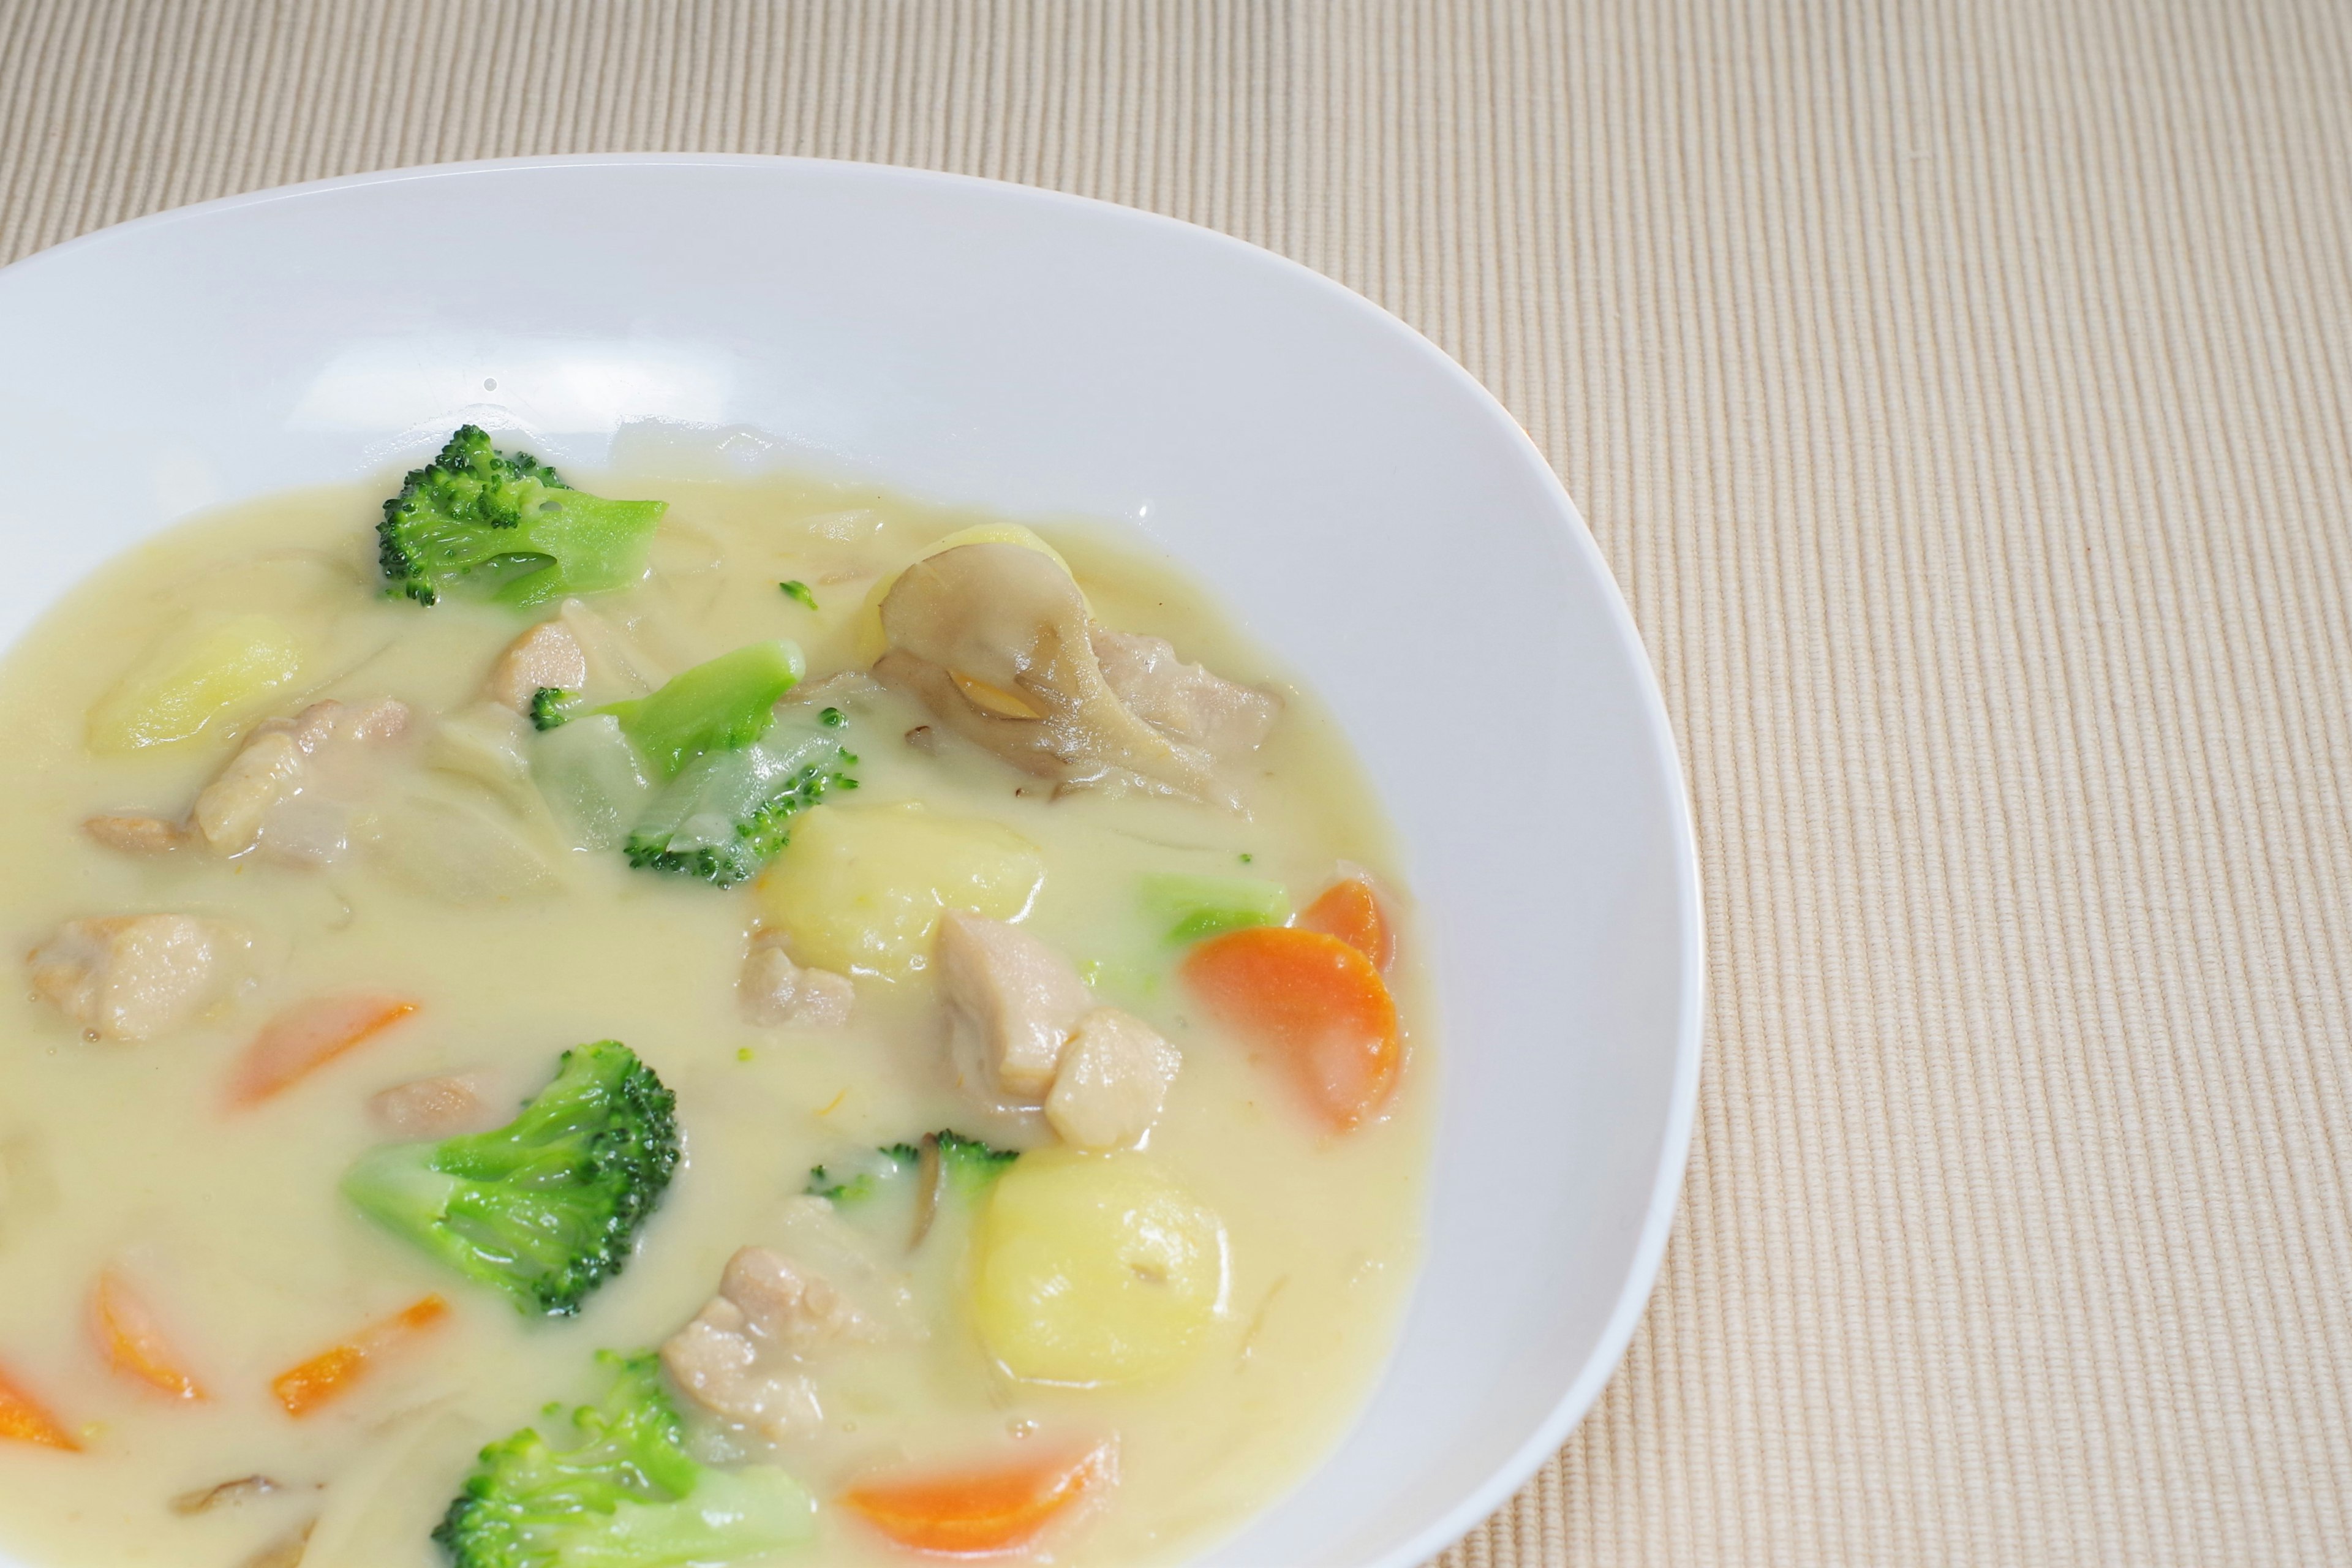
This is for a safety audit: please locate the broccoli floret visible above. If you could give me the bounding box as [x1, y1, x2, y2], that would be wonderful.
[605, 641, 805, 779]
[342, 1042, 680, 1317]
[529, 687, 582, 731]
[807, 1130, 1019, 1207]
[805, 1141, 922, 1204]
[378, 426, 667, 609]
[434, 1350, 815, 1568]
[624, 714, 854, 887]
[933, 1129, 1021, 1189]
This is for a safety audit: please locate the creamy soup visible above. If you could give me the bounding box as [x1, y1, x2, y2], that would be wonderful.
[0, 435, 1432, 1568]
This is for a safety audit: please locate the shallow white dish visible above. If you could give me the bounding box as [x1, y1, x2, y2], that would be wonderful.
[0, 155, 1700, 1568]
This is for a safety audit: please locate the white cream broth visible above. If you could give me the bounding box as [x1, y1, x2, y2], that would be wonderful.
[0, 473, 1433, 1567]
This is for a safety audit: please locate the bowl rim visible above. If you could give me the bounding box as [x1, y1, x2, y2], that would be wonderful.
[3, 152, 1705, 1568]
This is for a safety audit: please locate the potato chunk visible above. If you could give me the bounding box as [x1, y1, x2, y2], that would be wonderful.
[26, 915, 238, 1041]
[755, 803, 1044, 979]
[971, 1148, 1226, 1385]
[86, 614, 306, 754]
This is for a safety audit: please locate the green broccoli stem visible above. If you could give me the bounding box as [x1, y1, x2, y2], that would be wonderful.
[1139, 871, 1292, 943]
[603, 641, 805, 779]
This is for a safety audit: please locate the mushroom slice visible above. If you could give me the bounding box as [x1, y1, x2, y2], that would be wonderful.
[1089, 627, 1281, 755]
[873, 543, 1239, 806]
[170, 1475, 287, 1515]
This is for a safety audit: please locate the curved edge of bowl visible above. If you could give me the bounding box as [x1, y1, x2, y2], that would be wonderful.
[2, 153, 1707, 1568]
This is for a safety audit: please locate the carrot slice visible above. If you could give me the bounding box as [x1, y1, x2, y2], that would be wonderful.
[91, 1268, 206, 1401]
[228, 993, 419, 1106]
[1182, 925, 1401, 1130]
[271, 1295, 448, 1418]
[843, 1442, 1113, 1555]
[1298, 876, 1395, 971]
[0, 1363, 77, 1451]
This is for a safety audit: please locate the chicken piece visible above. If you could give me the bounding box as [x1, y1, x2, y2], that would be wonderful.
[83, 814, 189, 853]
[367, 1073, 499, 1139]
[483, 620, 589, 714]
[660, 1246, 875, 1442]
[740, 931, 856, 1028]
[1088, 627, 1281, 756]
[1046, 1008, 1182, 1150]
[188, 698, 412, 864]
[192, 731, 306, 854]
[26, 915, 237, 1041]
[936, 910, 1092, 1105]
[873, 543, 1247, 807]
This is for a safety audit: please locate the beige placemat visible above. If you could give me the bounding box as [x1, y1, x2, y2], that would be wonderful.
[8, 2, 2352, 1562]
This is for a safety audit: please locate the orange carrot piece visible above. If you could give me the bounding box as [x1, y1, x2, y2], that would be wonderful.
[228, 993, 419, 1106]
[1298, 876, 1395, 971]
[0, 1363, 77, 1451]
[1182, 925, 1402, 1130]
[843, 1442, 1114, 1555]
[271, 1295, 448, 1418]
[91, 1269, 206, 1401]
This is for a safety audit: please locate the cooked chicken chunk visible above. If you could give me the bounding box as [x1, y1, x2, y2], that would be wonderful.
[875, 543, 1271, 808]
[660, 1246, 876, 1442]
[740, 930, 856, 1028]
[192, 729, 306, 854]
[936, 910, 1093, 1104]
[484, 619, 589, 713]
[26, 915, 238, 1041]
[368, 1073, 499, 1139]
[1089, 627, 1281, 756]
[77, 696, 419, 869]
[1046, 1008, 1182, 1150]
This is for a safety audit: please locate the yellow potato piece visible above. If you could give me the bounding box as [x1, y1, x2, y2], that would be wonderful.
[852, 523, 1077, 663]
[756, 801, 1045, 978]
[86, 614, 306, 754]
[972, 1148, 1228, 1386]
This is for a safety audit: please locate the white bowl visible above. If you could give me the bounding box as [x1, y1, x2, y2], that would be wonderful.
[0, 156, 1700, 1568]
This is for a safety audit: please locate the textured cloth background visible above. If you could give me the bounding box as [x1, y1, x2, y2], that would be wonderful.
[6, 1, 2352, 1563]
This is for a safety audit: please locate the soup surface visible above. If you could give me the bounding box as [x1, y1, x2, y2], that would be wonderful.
[0, 445, 1431, 1568]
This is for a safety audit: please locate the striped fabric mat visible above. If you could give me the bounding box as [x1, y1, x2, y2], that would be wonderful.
[6, 2, 2351, 1563]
